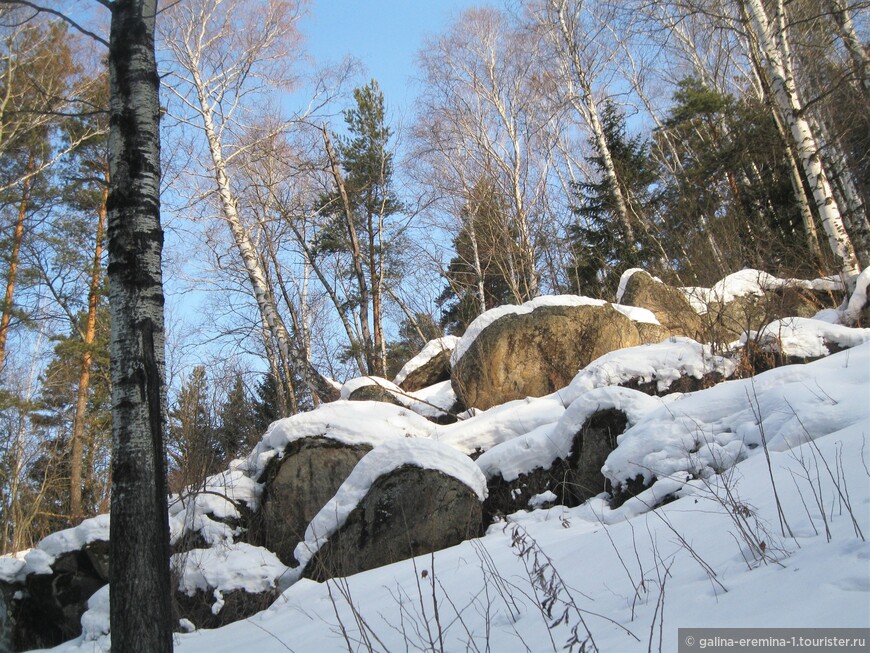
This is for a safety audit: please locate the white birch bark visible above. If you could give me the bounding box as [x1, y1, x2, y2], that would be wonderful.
[742, 0, 860, 278]
[106, 1, 172, 650]
[543, 0, 635, 243]
[832, 0, 869, 93]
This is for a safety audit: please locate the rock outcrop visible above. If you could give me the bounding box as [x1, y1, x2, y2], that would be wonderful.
[305, 465, 483, 581]
[394, 336, 459, 392]
[618, 269, 703, 338]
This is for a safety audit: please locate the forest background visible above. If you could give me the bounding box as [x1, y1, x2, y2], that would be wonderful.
[0, 0, 866, 555]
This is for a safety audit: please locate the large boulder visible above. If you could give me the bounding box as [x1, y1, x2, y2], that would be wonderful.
[254, 436, 373, 566]
[617, 269, 703, 338]
[172, 543, 288, 630]
[451, 298, 667, 411]
[297, 439, 486, 582]
[0, 515, 111, 651]
[682, 269, 845, 344]
[246, 402, 435, 566]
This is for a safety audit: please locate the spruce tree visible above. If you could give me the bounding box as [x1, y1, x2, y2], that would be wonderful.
[567, 101, 657, 299]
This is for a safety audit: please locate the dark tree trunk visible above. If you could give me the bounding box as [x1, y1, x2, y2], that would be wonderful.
[106, 1, 173, 651]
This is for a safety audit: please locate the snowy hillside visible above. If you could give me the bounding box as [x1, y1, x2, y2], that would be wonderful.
[31, 340, 870, 652]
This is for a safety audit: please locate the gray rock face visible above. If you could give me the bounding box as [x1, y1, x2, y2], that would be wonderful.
[174, 586, 280, 630]
[254, 437, 372, 566]
[563, 408, 628, 505]
[347, 384, 406, 406]
[483, 409, 629, 520]
[452, 303, 666, 411]
[0, 545, 110, 652]
[305, 465, 483, 581]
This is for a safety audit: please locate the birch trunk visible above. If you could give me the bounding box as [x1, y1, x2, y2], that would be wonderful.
[741, 22, 822, 261]
[467, 219, 488, 314]
[191, 72, 337, 403]
[832, 0, 869, 94]
[106, 1, 172, 651]
[547, 0, 635, 244]
[742, 0, 860, 278]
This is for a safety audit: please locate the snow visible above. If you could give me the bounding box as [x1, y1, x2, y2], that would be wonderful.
[406, 380, 457, 416]
[602, 342, 870, 492]
[436, 392, 567, 455]
[79, 586, 110, 641]
[293, 438, 487, 571]
[476, 387, 663, 482]
[842, 267, 870, 325]
[0, 515, 110, 583]
[743, 316, 870, 358]
[243, 400, 436, 479]
[680, 268, 844, 314]
[55, 416, 870, 653]
[560, 336, 737, 405]
[392, 335, 459, 386]
[451, 294, 660, 365]
[172, 542, 290, 610]
[615, 267, 658, 303]
[338, 375, 398, 399]
[338, 376, 457, 420]
[168, 469, 263, 545]
[17, 274, 870, 653]
[37, 514, 109, 558]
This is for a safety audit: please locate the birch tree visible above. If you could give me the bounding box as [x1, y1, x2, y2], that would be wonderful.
[161, 0, 339, 403]
[739, 0, 861, 278]
[412, 7, 551, 305]
[105, 0, 173, 650]
[524, 0, 642, 246]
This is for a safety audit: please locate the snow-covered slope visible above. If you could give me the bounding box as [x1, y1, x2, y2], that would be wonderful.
[37, 337, 870, 653]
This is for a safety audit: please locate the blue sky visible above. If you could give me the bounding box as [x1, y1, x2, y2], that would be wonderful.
[300, 0, 496, 118]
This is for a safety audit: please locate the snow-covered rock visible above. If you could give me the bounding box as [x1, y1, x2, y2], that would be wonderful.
[450, 296, 667, 410]
[393, 335, 459, 390]
[294, 438, 486, 581]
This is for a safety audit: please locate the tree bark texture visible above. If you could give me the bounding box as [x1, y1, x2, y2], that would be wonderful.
[106, 1, 173, 651]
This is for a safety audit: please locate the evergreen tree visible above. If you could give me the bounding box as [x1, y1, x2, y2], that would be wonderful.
[215, 374, 260, 461]
[437, 177, 518, 334]
[27, 306, 111, 534]
[655, 78, 819, 283]
[566, 101, 658, 299]
[316, 80, 404, 375]
[385, 313, 442, 380]
[253, 372, 282, 436]
[168, 366, 218, 490]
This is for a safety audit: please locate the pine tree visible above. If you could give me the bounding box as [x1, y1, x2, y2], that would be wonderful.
[216, 374, 260, 462]
[317, 80, 403, 375]
[655, 78, 822, 283]
[28, 309, 112, 533]
[168, 366, 218, 489]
